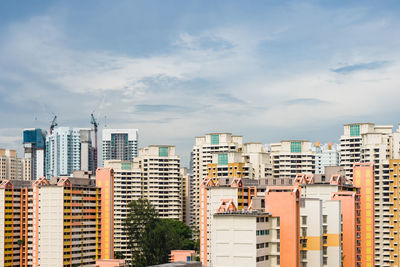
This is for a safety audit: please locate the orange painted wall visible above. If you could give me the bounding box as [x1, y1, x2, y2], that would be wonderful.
[96, 168, 115, 259]
[265, 186, 300, 267]
[332, 192, 356, 267]
[199, 184, 208, 264]
[170, 250, 195, 262]
[353, 163, 374, 267]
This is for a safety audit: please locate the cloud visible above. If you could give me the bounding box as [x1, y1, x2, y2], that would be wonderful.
[134, 104, 189, 113]
[285, 98, 329, 105]
[1, 1, 400, 166]
[332, 61, 390, 74]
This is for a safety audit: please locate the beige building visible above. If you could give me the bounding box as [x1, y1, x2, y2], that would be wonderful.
[270, 141, 315, 179]
[0, 149, 30, 181]
[191, 133, 243, 232]
[104, 145, 184, 260]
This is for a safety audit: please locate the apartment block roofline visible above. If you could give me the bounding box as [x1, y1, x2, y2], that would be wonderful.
[344, 122, 374, 126]
[147, 145, 175, 147]
[243, 142, 262, 145]
[279, 139, 310, 142]
[214, 210, 272, 216]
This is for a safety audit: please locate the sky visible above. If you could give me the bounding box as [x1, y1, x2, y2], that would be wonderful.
[1, 0, 400, 167]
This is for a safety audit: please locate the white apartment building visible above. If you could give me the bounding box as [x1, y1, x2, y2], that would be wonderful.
[314, 143, 340, 174]
[102, 129, 138, 161]
[212, 211, 280, 267]
[45, 127, 94, 178]
[270, 140, 315, 179]
[191, 133, 243, 232]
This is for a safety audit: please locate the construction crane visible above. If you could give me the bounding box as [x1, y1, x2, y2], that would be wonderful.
[90, 114, 98, 171]
[50, 115, 58, 135]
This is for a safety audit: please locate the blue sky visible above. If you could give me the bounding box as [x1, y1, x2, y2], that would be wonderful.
[1, 0, 400, 166]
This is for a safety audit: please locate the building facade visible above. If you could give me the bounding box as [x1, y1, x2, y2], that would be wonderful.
[212, 211, 280, 267]
[103, 145, 184, 260]
[314, 142, 340, 174]
[340, 123, 400, 265]
[23, 128, 46, 180]
[191, 133, 243, 232]
[45, 127, 95, 178]
[0, 174, 102, 267]
[270, 140, 315, 179]
[102, 129, 138, 161]
[0, 149, 28, 180]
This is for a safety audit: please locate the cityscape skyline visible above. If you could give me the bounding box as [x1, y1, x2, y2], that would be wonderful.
[1, 0, 400, 167]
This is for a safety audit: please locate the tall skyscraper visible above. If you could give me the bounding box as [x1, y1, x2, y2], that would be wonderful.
[102, 129, 138, 161]
[45, 127, 94, 178]
[23, 128, 46, 179]
[191, 133, 243, 232]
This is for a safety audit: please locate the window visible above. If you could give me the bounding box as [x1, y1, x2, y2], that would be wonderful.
[121, 162, 131, 170]
[218, 154, 228, 165]
[291, 142, 302, 153]
[158, 147, 169, 157]
[323, 215, 327, 224]
[350, 125, 360, 136]
[302, 227, 307, 237]
[211, 134, 219, 145]
[302, 216, 307, 225]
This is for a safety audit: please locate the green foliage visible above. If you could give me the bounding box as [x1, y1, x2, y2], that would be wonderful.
[124, 199, 195, 267]
[114, 251, 125, 260]
[124, 198, 158, 266]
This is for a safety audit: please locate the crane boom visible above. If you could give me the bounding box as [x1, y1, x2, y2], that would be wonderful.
[90, 114, 98, 171]
[50, 115, 57, 134]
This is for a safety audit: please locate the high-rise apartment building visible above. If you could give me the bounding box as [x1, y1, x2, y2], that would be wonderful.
[0, 149, 28, 180]
[191, 133, 243, 232]
[23, 128, 46, 179]
[45, 127, 95, 178]
[270, 140, 315, 179]
[0, 173, 102, 267]
[103, 145, 184, 261]
[314, 142, 340, 174]
[102, 129, 138, 161]
[340, 123, 400, 265]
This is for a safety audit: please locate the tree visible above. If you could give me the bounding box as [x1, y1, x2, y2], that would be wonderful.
[124, 199, 196, 266]
[114, 251, 124, 260]
[124, 198, 158, 267]
[141, 219, 195, 265]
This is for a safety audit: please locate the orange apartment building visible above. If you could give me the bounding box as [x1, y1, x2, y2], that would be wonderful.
[265, 186, 300, 267]
[0, 172, 104, 266]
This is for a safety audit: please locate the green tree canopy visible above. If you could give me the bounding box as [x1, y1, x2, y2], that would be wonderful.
[124, 199, 195, 267]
